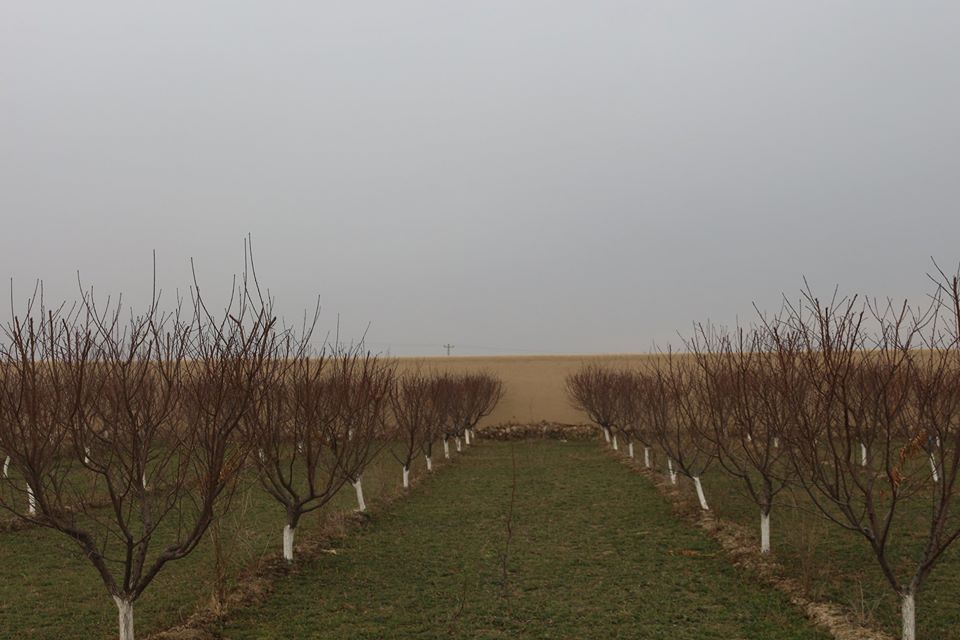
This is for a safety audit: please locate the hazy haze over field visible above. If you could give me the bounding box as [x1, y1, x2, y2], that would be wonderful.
[2, 2, 958, 355]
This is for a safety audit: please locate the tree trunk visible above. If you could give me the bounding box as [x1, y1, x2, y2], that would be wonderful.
[693, 476, 709, 510]
[901, 591, 916, 640]
[114, 596, 134, 640]
[602, 427, 610, 443]
[455, 437, 462, 453]
[425, 455, 433, 471]
[443, 439, 450, 459]
[929, 453, 939, 482]
[402, 465, 410, 488]
[283, 524, 295, 562]
[861, 442, 868, 467]
[612, 434, 619, 451]
[643, 447, 651, 468]
[773, 437, 779, 448]
[2, 455, 8, 477]
[760, 509, 771, 554]
[628, 442, 635, 459]
[27, 482, 36, 515]
[83, 447, 90, 465]
[464, 430, 471, 446]
[353, 477, 367, 512]
[667, 459, 677, 485]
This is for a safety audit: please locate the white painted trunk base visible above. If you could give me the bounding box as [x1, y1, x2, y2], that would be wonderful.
[402, 465, 410, 488]
[2, 456, 8, 478]
[667, 459, 677, 485]
[773, 437, 780, 448]
[760, 510, 771, 554]
[860, 443, 868, 467]
[603, 427, 611, 443]
[643, 447, 651, 468]
[901, 592, 916, 640]
[693, 476, 709, 510]
[84, 447, 90, 465]
[354, 478, 367, 512]
[114, 596, 134, 640]
[443, 440, 450, 459]
[283, 525, 295, 562]
[464, 430, 471, 446]
[455, 437, 462, 453]
[628, 442, 634, 459]
[27, 483, 36, 515]
[930, 453, 940, 482]
[612, 435, 619, 451]
[426, 455, 433, 471]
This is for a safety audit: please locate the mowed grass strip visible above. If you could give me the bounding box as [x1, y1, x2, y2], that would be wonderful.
[219, 441, 827, 639]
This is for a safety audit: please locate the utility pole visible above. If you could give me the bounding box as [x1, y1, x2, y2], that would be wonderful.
[443, 344, 455, 356]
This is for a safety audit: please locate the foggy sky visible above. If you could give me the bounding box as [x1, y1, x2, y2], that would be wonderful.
[2, 2, 958, 356]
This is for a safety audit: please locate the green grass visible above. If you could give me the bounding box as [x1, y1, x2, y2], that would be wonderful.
[0, 446, 421, 639]
[217, 441, 827, 639]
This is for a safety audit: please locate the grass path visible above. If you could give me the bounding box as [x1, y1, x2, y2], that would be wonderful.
[218, 441, 828, 639]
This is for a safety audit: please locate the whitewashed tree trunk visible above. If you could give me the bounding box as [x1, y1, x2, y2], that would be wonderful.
[745, 433, 752, 442]
[83, 447, 90, 465]
[353, 477, 367, 512]
[455, 437, 462, 453]
[464, 429, 471, 446]
[402, 465, 410, 488]
[283, 524, 295, 562]
[2, 455, 8, 477]
[602, 427, 611, 443]
[141, 472, 147, 489]
[901, 591, 916, 640]
[443, 439, 451, 459]
[114, 596, 134, 640]
[257, 448, 265, 462]
[667, 459, 677, 485]
[612, 434, 619, 451]
[760, 509, 771, 554]
[860, 442, 868, 467]
[773, 437, 780, 448]
[628, 442, 634, 459]
[930, 453, 940, 482]
[27, 482, 36, 515]
[693, 476, 709, 510]
[643, 447, 651, 468]
[425, 455, 433, 471]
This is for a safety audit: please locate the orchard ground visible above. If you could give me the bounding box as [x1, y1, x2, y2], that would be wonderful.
[1, 355, 958, 638]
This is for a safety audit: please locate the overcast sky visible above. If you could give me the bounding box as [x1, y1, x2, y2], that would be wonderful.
[2, 2, 958, 355]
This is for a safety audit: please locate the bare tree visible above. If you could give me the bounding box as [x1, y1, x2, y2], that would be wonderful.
[0, 268, 273, 640]
[647, 352, 716, 509]
[565, 365, 621, 445]
[247, 344, 392, 562]
[390, 371, 441, 488]
[461, 371, 503, 446]
[776, 274, 960, 640]
[688, 323, 794, 552]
